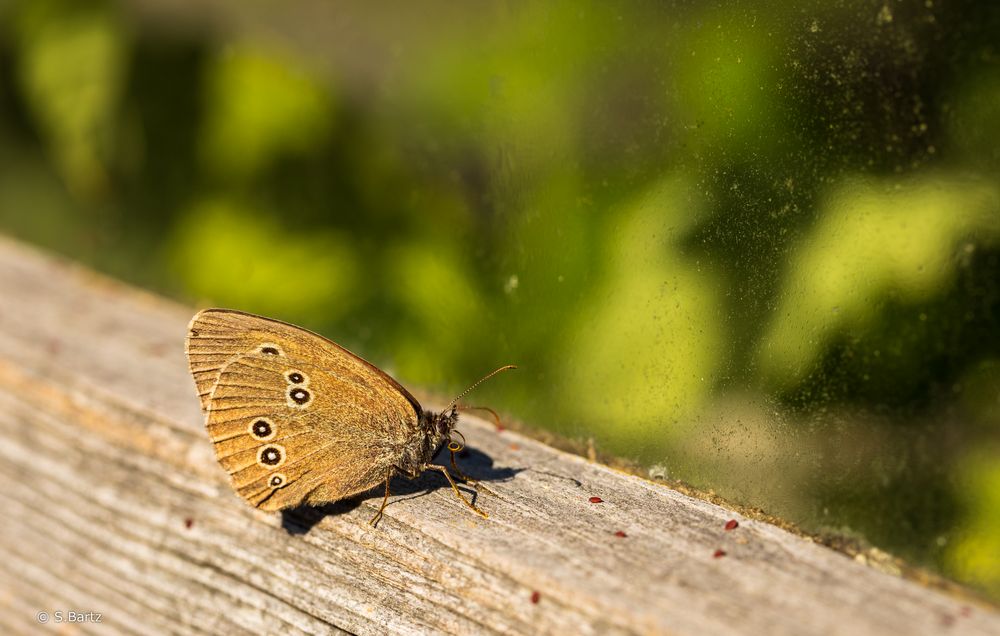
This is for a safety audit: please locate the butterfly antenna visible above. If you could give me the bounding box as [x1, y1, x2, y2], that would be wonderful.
[444, 365, 517, 413]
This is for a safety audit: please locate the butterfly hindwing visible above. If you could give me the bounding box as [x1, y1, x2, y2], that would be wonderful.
[205, 352, 421, 511]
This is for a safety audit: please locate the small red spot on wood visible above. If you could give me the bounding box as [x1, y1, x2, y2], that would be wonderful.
[940, 614, 955, 627]
[725, 519, 739, 531]
[589, 496, 603, 504]
[184, 518, 194, 529]
[713, 549, 726, 558]
[496, 424, 506, 432]
[509, 443, 520, 451]
[530, 591, 541, 604]
[960, 606, 972, 618]
[47, 339, 61, 355]
[614, 530, 627, 538]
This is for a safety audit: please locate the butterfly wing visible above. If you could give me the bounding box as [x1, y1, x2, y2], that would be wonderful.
[206, 353, 421, 510]
[185, 308, 421, 416]
[185, 309, 423, 511]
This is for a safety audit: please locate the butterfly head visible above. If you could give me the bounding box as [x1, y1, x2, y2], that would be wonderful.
[413, 406, 459, 467]
[424, 405, 458, 445]
[416, 365, 516, 466]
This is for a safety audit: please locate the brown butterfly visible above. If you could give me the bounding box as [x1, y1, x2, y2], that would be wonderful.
[185, 308, 514, 525]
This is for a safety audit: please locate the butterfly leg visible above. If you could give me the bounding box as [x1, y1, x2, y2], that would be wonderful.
[369, 468, 394, 527]
[445, 434, 504, 500]
[449, 449, 479, 486]
[423, 464, 488, 519]
[447, 451, 508, 504]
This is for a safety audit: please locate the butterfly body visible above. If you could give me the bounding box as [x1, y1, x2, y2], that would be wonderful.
[185, 308, 462, 514]
[402, 408, 458, 477]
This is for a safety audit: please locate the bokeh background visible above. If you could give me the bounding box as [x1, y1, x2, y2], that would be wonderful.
[1, 0, 998, 600]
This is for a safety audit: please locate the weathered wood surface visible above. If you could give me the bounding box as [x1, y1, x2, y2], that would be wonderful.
[0, 235, 996, 636]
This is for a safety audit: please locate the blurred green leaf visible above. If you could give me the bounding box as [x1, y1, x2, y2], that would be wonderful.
[11, 0, 127, 198]
[759, 176, 1000, 388]
[167, 197, 360, 320]
[559, 175, 724, 451]
[948, 451, 1000, 598]
[200, 45, 334, 180]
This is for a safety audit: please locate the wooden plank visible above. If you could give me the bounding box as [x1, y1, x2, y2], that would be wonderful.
[0, 234, 996, 636]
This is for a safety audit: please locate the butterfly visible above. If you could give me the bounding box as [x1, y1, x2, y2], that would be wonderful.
[185, 308, 514, 525]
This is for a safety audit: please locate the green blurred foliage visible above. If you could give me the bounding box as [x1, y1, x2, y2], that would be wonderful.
[9, 0, 127, 197]
[672, 7, 781, 156]
[949, 449, 1000, 593]
[559, 174, 724, 449]
[760, 176, 1000, 388]
[200, 44, 334, 180]
[1, 0, 999, 600]
[168, 197, 360, 318]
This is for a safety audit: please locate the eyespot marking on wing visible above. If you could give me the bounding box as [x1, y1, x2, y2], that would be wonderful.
[259, 342, 284, 356]
[287, 387, 312, 408]
[247, 417, 276, 441]
[285, 369, 308, 385]
[257, 444, 287, 469]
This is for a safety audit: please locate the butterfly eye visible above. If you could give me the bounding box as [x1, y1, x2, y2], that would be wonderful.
[257, 444, 286, 468]
[247, 417, 276, 441]
[268, 473, 288, 488]
[259, 343, 283, 356]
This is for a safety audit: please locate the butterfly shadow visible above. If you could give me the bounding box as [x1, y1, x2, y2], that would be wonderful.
[281, 445, 520, 536]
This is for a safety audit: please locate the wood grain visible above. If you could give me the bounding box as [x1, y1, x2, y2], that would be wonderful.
[0, 234, 996, 635]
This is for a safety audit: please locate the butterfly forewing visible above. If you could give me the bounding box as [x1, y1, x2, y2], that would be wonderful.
[186, 308, 420, 417]
[186, 309, 422, 511]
